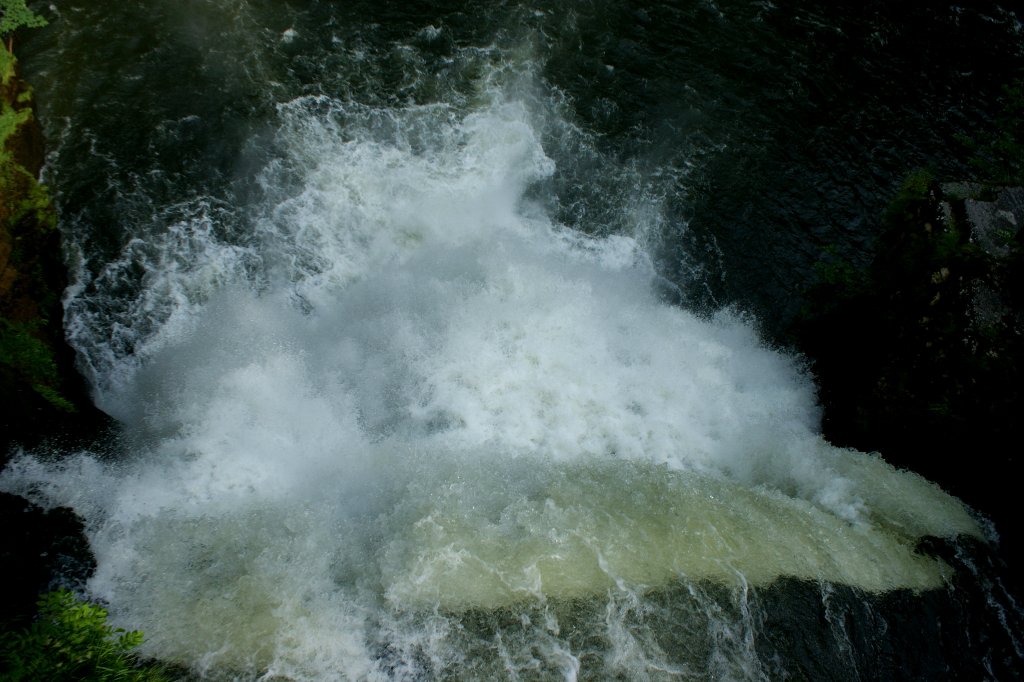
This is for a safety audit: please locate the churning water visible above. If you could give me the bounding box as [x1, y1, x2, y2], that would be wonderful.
[3, 0, 1023, 679]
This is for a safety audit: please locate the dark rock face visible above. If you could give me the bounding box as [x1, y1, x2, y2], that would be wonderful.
[2, 55, 103, 634]
[793, 172, 1024, 562]
[753, 539, 1024, 681]
[2, 54, 109, 462]
[0, 492, 95, 630]
[957, 186, 1024, 342]
[963, 187, 1024, 259]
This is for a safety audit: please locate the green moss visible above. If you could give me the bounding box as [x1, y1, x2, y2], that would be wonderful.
[812, 245, 864, 289]
[1, 49, 70, 413]
[882, 168, 934, 229]
[0, 98, 31, 158]
[0, 47, 13, 84]
[7, 164, 57, 230]
[963, 76, 1024, 186]
[30, 382, 76, 412]
[0, 319, 74, 412]
[794, 165, 1023, 490]
[799, 243, 868, 322]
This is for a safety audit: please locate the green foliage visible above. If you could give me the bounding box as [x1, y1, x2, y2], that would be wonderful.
[0, 319, 57, 383]
[0, 590, 168, 681]
[812, 245, 863, 289]
[0, 318, 74, 411]
[0, 45, 13, 82]
[882, 167, 935, 229]
[0, 0, 47, 40]
[9, 164, 57, 229]
[1, 44, 72, 414]
[0, 95, 30, 159]
[30, 381, 75, 411]
[799, 243, 868, 320]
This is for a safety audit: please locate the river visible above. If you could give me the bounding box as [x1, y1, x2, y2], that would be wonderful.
[3, 1, 1023, 679]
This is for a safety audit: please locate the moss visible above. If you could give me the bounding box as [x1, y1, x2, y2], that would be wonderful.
[4, 163, 57, 231]
[792, 167, 1023, 514]
[962, 75, 1024, 187]
[0, 101, 30, 152]
[0, 319, 74, 412]
[812, 245, 861, 288]
[881, 168, 936, 233]
[0, 48, 13, 84]
[1, 51, 79, 426]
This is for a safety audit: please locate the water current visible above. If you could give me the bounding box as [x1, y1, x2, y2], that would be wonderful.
[3, 1, 1024, 679]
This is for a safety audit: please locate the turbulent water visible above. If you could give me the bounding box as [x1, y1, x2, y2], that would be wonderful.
[3, 1, 1024, 679]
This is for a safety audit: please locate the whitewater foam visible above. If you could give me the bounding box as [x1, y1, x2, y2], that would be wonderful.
[1, 55, 986, 679]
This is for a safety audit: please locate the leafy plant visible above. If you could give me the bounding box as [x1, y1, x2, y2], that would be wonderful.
[0, 318, 74, 411]
[0, 0, 47, 53]
[0, 590, 168, 681]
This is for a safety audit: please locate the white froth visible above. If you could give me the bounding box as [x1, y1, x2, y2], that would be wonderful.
[257, 97, 556, 309]
[2, 66, 986, 679]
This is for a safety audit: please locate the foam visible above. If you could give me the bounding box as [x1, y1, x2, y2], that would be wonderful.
[2, 55, 986, 679]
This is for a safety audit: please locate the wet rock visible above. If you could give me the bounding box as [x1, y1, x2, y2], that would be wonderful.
[1, 53, 109, 636]
[2, 54, 109, 461]
[792, 171, 1024, 568]
[0, 492, 95, 630]
[963, 187, 1023, 258]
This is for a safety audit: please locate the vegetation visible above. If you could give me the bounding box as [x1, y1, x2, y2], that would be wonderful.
[0, 590, 168, 681]
[800, 73, 1024, 452]
[0, 0, 47, 53]
[794, 163, 1023, 522]
[960, 73, 1024, 186]
[0, 318, 75, 411]
[2, 48, 71, 414]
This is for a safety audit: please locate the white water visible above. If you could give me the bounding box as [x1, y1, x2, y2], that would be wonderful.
[2, 58, 985, 679]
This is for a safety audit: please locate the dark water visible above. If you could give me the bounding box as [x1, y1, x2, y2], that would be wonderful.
[23, 1, 1024, 337]
[6, 0, 1024, 679]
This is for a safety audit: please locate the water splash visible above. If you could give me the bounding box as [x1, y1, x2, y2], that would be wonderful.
[2, 16, 994, 680]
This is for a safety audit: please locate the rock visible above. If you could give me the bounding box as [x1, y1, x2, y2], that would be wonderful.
[792, 171, 1024, 565]
[0, 492, 95, 630]
[2, 53, 110, 461]
[957, 187, 1024, 340]
[939, 181, 983, 201]
[964, 192, 1021, 259]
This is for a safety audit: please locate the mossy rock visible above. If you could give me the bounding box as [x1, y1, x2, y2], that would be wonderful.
[1, 53, 107, 458]
[791, 168, 1024, 564]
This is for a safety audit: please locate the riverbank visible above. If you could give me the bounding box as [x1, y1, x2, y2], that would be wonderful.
[792, 171, 1024, 561]
[1, 49, 108, 631]
[1, 49, 106, 459]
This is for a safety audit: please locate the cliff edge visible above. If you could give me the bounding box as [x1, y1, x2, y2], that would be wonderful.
[1, 50, 104, 460]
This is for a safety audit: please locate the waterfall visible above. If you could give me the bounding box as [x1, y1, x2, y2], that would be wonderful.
[3, 1, 1022, 678]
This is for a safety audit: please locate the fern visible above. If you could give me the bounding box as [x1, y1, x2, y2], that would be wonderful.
[0, 590, 168, 681]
